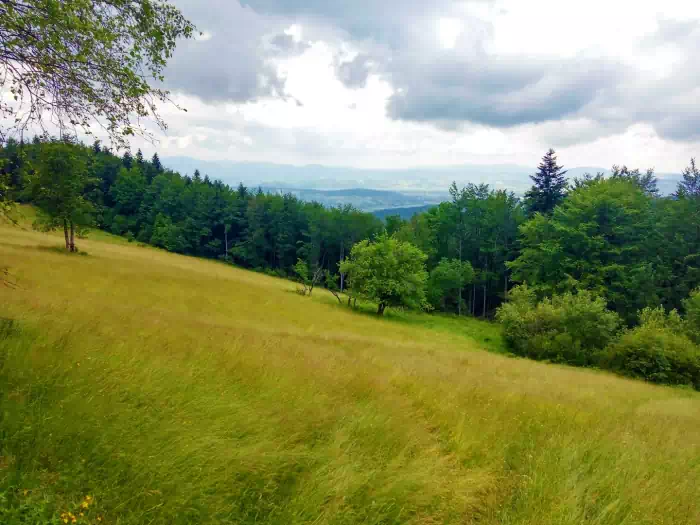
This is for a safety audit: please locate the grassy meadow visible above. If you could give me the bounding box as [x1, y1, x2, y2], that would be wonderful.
[1, 215, 700, 524]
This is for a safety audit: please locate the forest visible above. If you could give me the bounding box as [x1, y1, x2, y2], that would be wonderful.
[3, 137, 700, 389]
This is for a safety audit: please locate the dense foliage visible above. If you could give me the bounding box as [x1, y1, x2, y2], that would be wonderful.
[496, 285, 621, 365]
[2, 137, 384, 280]
[602, 307, 700, 389]
[340, 233, 428, 315]
[394, 181, 524, 316]
[0, 0, 195, 147]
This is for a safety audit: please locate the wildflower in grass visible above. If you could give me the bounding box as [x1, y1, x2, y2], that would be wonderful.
[81, 500, 89, 509]
[22, 489, 29, 496]
[85, 495, 93, 503]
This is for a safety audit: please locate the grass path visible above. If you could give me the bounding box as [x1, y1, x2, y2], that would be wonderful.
[1, 223, 700, 524]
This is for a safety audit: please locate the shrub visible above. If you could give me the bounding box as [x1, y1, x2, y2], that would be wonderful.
[602, 309, 700, 390]
[496, 286, 621, 366]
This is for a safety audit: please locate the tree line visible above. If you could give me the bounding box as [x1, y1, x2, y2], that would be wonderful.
[1, 136, 384, 279]
[3, 139, 700, 324]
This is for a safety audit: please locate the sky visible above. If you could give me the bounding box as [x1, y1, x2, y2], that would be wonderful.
[82, 1, 700, 171]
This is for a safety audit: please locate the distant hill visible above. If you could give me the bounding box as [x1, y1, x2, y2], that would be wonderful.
[161, 157, 684, 204]
[373, 204, 436, 221]
[260, 187, 444, 212]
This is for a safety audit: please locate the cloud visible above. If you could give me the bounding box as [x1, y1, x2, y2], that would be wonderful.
[165, 0, 309, 103]
[237, 0, 700, 145]
[384, 55, 623, 127]
[335, 54, 373, 89]
[144, 0, 700, 172]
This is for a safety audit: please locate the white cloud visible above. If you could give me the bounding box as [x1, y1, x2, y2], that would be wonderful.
[39, 0, 700, 174]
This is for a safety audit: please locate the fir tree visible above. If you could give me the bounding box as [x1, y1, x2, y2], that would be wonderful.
[122, 150, 133, 169]
[151, 153, 163, 172]
[524, 149, 568, 215]
[135, 148, 145, 166]
[676, 158, 700, 198]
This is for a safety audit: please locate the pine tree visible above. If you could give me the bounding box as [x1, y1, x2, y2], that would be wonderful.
[676, 158, 700, 198]
[151, 153, 163, 172]
[135, 148, 145, 166]
[122, 151, 133, 169]
[193, 169, 202, 183]
[524, 149, 568, 215]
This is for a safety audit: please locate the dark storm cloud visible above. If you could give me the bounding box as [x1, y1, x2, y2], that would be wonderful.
[385, 55, 624, 127]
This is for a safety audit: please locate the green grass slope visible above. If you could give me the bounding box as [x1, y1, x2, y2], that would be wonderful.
[1, 221, 700, 524]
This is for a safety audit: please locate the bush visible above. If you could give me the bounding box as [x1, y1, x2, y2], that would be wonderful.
[602, 309, 700, 390]
[496, 286, 621, 366]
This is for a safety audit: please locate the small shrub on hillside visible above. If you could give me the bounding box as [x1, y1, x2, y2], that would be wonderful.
[602, 309, 700, 390]
[496, 285, 621, 365]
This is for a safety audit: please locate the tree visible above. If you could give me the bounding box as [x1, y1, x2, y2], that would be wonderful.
[324, 271, 343, 303]
[0, 0, 195, 147]
[29, 140, 94, 251]
[340, 234, 428, 315]
[510, 178, 660, 323]
[151, 153, 163, 173]
[428, 258, 474, 313]
[135, 149, 145, 167]
[385, 215, 406, 236]
[676, 158, 700, 198]
[610, 165, 658, 196]
[293, 258, 323, 296]
[524, 149, 567, 215]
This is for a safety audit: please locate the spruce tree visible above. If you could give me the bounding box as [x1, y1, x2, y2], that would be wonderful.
[524, 149, 568, 215]
[121, 150, 133, 169]
[136, 148, 145, 166]
[676, 158, 700, 198]
[151, 153, 163, 173]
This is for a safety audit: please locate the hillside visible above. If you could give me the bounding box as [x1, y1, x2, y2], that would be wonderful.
[261, 187, 445, 212]
[2, 220, 700, 524]
[373, 204, 436, 220]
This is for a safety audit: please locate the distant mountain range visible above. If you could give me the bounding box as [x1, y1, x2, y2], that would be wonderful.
[373, 205, 436, 221]
[162, 156, 683, 212]
[259, 187, 446, 212]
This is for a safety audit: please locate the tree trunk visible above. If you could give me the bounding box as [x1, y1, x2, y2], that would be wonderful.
[339, 241, 345, 292]
[225, 228, 228, 258]
[377, 302, 385, 315]
[69, 221, 76, 252]
[63, 220, 70, 251]
[458, 238, 462, 316]
[347, 295, 352, 307]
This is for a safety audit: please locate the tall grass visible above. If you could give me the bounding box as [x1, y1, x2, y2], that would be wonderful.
[1, 223, 700, 524]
